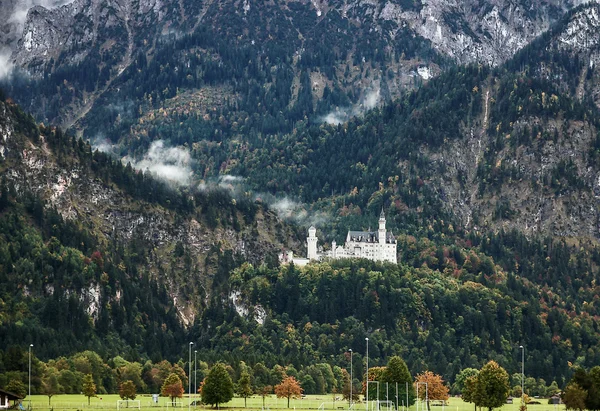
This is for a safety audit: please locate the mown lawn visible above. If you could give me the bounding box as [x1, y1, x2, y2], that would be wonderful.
[23, 394, 558, 411]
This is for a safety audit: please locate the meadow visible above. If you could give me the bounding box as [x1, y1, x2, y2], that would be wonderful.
[21, 394, 562, 411]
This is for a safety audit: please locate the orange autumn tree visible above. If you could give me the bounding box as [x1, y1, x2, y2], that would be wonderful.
[414, 371, 449, 411]
[362, 367, 386, 400]
[161, 373, 184, 405]
[275, 376, 303, 408]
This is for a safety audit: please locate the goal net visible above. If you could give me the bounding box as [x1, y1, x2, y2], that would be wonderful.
[117, 400, 141, 410]
[370, 400, 395, 411]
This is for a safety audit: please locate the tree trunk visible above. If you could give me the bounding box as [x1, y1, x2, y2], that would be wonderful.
[88, 397, 91, 405]
[287, 396, 290, 408]
[244, 397, 247, 408]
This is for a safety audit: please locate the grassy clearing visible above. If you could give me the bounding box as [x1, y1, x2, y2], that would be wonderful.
[22, 395, 559, 411]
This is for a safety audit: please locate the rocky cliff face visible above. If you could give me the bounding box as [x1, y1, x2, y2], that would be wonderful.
[3, 0, 581, 75]
[342, 0, 573, 65]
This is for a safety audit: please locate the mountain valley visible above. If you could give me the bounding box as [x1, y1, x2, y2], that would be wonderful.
[2, 0, 600, 397]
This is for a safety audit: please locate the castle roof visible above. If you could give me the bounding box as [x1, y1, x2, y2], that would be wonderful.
[346, 230, 395, 243]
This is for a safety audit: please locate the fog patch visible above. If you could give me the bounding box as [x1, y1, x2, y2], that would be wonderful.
[198, 176, 330, 227]
[0, 49, 14, 80]
[90, 135, 115, 154]
[320, 87, 380, 125]
[198, 175, 246, 194]
[258, 194, 329, 227]
[124, 140, 192, 186]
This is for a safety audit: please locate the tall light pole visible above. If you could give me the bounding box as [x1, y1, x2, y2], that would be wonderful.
[519, 345, 524, 405]
[349, 349, 353, 409]
[28, 344, 33, 411]
[194, 350, 197, 408]
[365, 338, 369, 411]
[189, 342, 194, 411]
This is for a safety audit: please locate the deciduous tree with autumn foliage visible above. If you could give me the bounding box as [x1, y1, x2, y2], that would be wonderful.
[161, 373, 184, 405]
[275, 376, 303, 408]
[414, 371, 449, 411]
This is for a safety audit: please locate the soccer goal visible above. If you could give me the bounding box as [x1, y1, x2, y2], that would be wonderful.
[117, 400, 141, 410]
[370, 400, 395, 411]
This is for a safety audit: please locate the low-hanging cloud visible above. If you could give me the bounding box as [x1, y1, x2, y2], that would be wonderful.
[197, 175, 331, 227]
[320, 87, 380, 125]
[260, 194, 329, 227]
[124, 140, 192, 186]
[198, 175, 246, 194]
[0, 50, 13, 80]
[90, 134, 115, 154]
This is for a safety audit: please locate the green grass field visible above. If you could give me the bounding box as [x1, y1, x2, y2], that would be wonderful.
[19, 395, 561, 411]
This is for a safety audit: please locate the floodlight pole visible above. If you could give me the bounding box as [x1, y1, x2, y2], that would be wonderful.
[189, 342, 194, 411]
[194, 350, 197, 407]
[520, 345, 525, 405]
[365, 338, 369, 411]
[349, 348, 353, 408]
[29, 344, 33, 411]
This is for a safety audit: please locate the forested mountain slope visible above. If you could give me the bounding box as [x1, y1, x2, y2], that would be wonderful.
[1, 0, 577, 134]
[223, 2, 600, 241]
[0, 91, 300, 360]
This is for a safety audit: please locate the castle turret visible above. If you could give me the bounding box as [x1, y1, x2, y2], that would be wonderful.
[378, 208, 386, 245]
[307, 226, 318, 260]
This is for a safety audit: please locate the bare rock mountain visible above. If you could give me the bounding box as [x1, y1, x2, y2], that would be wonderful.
[3, 0, 583, 75]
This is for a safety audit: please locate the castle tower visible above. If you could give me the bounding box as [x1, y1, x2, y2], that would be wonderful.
[307, 226, 318, 260]
[378, 208, 386, 245]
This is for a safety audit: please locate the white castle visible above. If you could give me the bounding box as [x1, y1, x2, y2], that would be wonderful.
[280, 209, 397, 266]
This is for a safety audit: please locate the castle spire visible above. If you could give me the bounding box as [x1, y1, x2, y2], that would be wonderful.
[378, 207, 386, 244]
